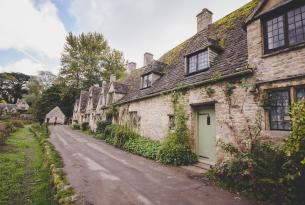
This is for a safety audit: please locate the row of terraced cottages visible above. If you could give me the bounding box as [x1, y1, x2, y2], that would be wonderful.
[73, 0, 305, 165]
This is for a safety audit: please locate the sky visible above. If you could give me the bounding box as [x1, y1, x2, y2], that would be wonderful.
[0, 0, 250, 76]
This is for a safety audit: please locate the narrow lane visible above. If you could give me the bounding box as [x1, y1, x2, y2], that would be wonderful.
[50, 125, 254, 205]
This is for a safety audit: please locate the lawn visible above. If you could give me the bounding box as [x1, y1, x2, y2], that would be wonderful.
[0, 126, 56, 205]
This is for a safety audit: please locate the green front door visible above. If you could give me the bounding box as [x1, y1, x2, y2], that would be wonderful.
[198, 107, 216, 164]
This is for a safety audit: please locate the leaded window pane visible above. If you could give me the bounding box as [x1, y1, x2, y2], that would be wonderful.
[189, 55, 197, 73]
[288, 6, 305, 45]
[297, 88, 305, 101]
[198, 51, 208, 70]
[266, 15, 285, 50]
[142, 74, 152, 88]
[269, 90, 290, 130]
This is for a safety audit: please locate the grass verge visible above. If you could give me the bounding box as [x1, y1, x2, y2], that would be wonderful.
[0, 126, 56, 205]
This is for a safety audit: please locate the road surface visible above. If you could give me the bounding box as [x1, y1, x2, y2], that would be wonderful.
[50, 125, 254, 205]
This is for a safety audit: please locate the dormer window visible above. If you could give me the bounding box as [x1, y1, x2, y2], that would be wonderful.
[187, 50, 209, 75]
[264, 4, 305, 53]
[142, 73, 152, 89]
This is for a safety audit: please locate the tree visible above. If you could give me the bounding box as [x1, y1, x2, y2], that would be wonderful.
[60, 32, 125, 90]
[0, 72, 30, 103]
[23, 76, 44, 107]
[37, 71, 56, 89]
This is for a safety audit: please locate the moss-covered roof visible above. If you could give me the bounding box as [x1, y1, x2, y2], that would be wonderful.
[117, 0, 260, 104]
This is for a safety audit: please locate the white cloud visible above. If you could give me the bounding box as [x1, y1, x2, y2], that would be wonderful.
[68, 0, 249, 66]
[0, 0, 66, 60]
[0, 58, 59, 76]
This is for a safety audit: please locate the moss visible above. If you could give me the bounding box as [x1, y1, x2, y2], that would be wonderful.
[213, 0, 260, 37]
[159, 41, 188, 66]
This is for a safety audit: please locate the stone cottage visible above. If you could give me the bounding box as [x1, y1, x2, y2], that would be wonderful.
[45, 106, 66, 124]
[73, 0, 305, 165]
[0, 98, 29, 114]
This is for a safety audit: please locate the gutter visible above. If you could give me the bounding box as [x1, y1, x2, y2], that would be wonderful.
[114, 69, 254, 106]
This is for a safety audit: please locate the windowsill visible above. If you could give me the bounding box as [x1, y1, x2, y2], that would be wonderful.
[263, 42, 305, 58]
[185, 68, 209, 77]
[140, 86, 151, 90]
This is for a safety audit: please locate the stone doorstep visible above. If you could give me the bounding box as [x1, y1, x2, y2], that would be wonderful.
[181, 162, 212, 174]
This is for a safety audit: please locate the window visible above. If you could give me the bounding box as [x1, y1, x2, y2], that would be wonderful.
[266, 15, 285, 50]
[264, 4, 305, 52]
[297, 87, 305, 101]
[187, 50, 209, 74]
[269, 90, 291, 130]
[142, 74, 152, 88]
[168, 115, 175, 131]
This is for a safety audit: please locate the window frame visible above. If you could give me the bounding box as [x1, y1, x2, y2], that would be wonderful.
[141, 73, 152, 89]
[263, 2, 305, 54]
[268, 89, 291, 131]
[296, 86, 305, 101]
[186, 49, 209, 75]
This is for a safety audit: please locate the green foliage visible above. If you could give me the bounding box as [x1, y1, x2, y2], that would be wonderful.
[97, 124, 161, 160]
[123, 137, 161, 160]
[209, 102, 305, 204]
[96, 120, 112, 133]
[72, 124, 80, 130]
[223, 82, 236, 98]
[205, 86, 215, 97]
[81, 122, 89, 131]
[60, 32, 125, 90]
[157, 94, 198, 166]
[0, 126, 56, 204]
[0, 72, 30, 104]
[211, 71, 221, 81]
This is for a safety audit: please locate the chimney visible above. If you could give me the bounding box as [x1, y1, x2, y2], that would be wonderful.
[127, 62, 137, 74]
[196, 8, 213, 32]
[143, 52, 153, 66]
[110, 74, 116, 83]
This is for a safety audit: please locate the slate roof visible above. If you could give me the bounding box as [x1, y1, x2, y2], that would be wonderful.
[115, 0, 260, 104]
[113, 82, 129, 94]
[0, 103, 17, 111]
[91, 86, 102, 109]
[79, 91, 89, 113]
[142, 60, 167, 75]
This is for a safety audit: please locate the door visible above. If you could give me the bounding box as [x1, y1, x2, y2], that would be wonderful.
[198, 107, 216, 164]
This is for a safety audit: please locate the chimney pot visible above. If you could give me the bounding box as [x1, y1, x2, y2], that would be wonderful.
[197, 8, 213, 32]
[144, 52, 153, 66]
[127, 62, 137, 74]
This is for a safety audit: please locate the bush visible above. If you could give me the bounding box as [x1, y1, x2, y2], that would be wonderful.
[123, 136, 161, 160]
[11, 120, 24, 128]
[157, 134, 198, 166]
[208, 102, 305, 204]
[157, 100, 197, 166]
[72, 124, 80, 130]
[96, 120, 112, 133]
[95, 132, 106, 140]
[81, 122, 89, 131]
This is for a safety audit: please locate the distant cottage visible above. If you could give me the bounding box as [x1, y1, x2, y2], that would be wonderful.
[0, 99, 29, 113]
[45, 106, 65, 124]
[73, 0, 305, 165]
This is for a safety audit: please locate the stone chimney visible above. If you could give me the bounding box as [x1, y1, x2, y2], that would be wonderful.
[110, 74, 116, 83]
[143, 52, 153, 66]
[127, 62, 137, 74]
[196, 8, 213, 32]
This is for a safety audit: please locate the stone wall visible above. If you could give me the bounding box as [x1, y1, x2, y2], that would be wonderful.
[247, 19, 305, 82]
[116, 79, 259, 157]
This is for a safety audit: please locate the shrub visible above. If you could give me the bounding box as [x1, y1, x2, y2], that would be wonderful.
[72, 124, 80, 130]
[157, 134, 198, 166]
[96, 120, 112, 133]
[123, 136, 161, 160]
[95, 132, 106, 140]
[208, 102, 305, 204]
[157, 99, 198, 166]
[81, 122, 89, 131]
[11, 120, 24, 128]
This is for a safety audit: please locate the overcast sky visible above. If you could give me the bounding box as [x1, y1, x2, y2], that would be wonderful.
[0, 0, 250, 76]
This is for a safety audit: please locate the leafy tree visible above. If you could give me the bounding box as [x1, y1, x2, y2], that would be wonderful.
[60, 32, 125, 90]
[37, 71, 56, 89]
[0, 72, 30, 103]
[23, 76, 44, 107]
